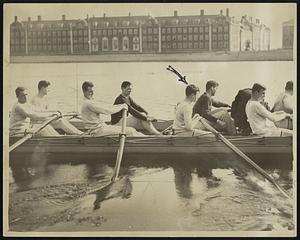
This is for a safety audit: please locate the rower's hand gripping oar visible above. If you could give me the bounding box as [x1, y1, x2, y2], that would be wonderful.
[111, 109, 128, 182]
[9, 113, 63, 152]
[167, 65, 188, 85]
[199, 117, 291, 199]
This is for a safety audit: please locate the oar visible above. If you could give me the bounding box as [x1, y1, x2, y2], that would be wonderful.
[9, 114, 62, 152]
[111, 109, 127, 182]
[199, 117, 291, 199]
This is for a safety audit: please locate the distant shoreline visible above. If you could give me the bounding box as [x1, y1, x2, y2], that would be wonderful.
[9, 49, 293, 63]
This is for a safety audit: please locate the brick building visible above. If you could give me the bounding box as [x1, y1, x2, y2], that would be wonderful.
[10, 9, 271, 56]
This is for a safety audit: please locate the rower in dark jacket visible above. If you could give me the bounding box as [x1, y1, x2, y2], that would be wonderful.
[193, 80, 236, 135]
[111, 81, 161, 135]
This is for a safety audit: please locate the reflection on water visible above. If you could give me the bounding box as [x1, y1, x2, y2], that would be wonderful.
[9, 156, 294, 231]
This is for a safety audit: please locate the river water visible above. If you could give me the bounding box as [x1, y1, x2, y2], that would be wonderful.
[7, 61, 295, 234]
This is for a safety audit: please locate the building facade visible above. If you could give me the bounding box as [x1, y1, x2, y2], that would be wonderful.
[282, 19, 294, 49]
[10, 9, 271, 56]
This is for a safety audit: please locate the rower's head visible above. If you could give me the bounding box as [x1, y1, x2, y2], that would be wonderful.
[251, 83, 266, 101]
[15, 87, 28, 104]
[285, 81, 293, 95]
[38, 80, 50, 96]
[185, 84, 199, 102]
[82, 81, 94, 99]
[121, 81, 132, 97]
[206, 80, 219, 96]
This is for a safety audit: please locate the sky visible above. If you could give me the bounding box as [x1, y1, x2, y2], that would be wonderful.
[3, 3, 296, 49]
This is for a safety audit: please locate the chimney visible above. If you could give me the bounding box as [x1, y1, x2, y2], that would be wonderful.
[256, 19, 260, 24]
[226, 8, 229, 17]
[14, 16, 18, 22]
[38, 15, 41, 21]
[129, 12, 131, 17]
[28, 17, 31, 22]
[174, 10, 178, 17]
[220, 10, 223, 15]
[103, 13, 106, 18]
[62, 15, 66, 21]
[86, 14, 89, 20]
[200, 9, 204, 16]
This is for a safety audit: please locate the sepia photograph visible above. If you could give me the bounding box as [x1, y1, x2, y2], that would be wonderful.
[3, 2, 297, 237]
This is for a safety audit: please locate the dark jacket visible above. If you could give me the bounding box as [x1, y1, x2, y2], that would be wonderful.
[111, 94, 148, 124]
[193, 92, 229, 123]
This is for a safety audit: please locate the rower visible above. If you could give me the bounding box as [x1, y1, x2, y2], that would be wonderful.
[192, 80, 236, 135]
[31, 80, 83, 135]
[172, 84, 211, 137]
[272, 81, 293, 130]
[81, 81, 143, 137]
[111, 81, 161, 135]
[245, 83, 292, 136]
[9, 87, 60, 137]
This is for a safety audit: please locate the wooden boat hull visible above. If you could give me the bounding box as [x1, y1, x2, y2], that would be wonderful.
[9, 135, 293, 167]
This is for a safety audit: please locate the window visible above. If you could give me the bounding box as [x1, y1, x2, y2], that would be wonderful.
[178, 42, 182, 49]
[189, 42, 193, 48]
[224, 34, 229, 40]
[167, 35, 171, 41]
[218, 26, 223, 32]
[129, 28, 133, 35]
[194, 42, 199, 48]
[193, 35, 198, 41]
[162, 35, 166, 41]
[177, 35, 182, 41]
[103, 29, 107, 35]
[98, 30, 102, 35]
[172, 28, 176, 34]
[123, 29, 127, 35]
[162, 28, 166, 34]
[199, 42, 204, 48]
[133, 36, 139, 51]
[218, 34, 223, 40]
[194, 27, 198, 33]
[134, 29, 138, 35]
[112, 37, 119, 51]
[122, 37, 129, 51]
[177, 27, 182, 33]
[153, 28, 158, 34]
[205, 34, 209, 40]
[148, 28, 152, 34]
[199, 34, 203, 40]
[183, 42, 187, 48]
[205, 26, 209, 33]
[183, 35, 187, 41]
[212, 26, 217, 33]
[84, 30, 88, 36]
[172, 42, 176, 49]
[142, 28, 147, 34]
[102, 37, 108, 51]
[183, 28, 187, 33]
[188, 27, 193, 33]
[212, 34, 217, 41]
[188, 35, 193, 41]
[224, 25, 229, 32]
[167, 28, 171, 34]
[108, 29, 112, 35]
[172, 35, 176, 41]
[148, 36, 152, 41]
[113, 29, 117, 35]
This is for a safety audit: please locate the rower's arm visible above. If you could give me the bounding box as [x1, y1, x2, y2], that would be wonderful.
[130, 98, 148, 114]
[18, 105, 53, 121]
[212, 98, 230, 108]
[256, 103, 287, 122]
[88, 101, 124, 115]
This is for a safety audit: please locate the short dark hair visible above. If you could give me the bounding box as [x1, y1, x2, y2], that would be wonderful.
[15, 87, 26, 97]
[252, 83, 266, 93]
[121, 81, 131, 89]
[82, 81, 94, 92]
[38, 80, 50, 90]
[206, 80, 219, 91]
[185, 84, 199, 96]
[285, 81, 293, 91]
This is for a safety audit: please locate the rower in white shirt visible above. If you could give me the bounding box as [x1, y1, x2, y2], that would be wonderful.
[245, 83, 292, 137]
[172, 84, 211, 137]
[272, 81, 293, 130]
[31, 80, 82, 135]
[9, 87, 60, 137]
[80, 81, 144, 137]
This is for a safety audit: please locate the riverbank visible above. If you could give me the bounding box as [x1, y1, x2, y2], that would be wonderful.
[9, 49, 293, 63]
